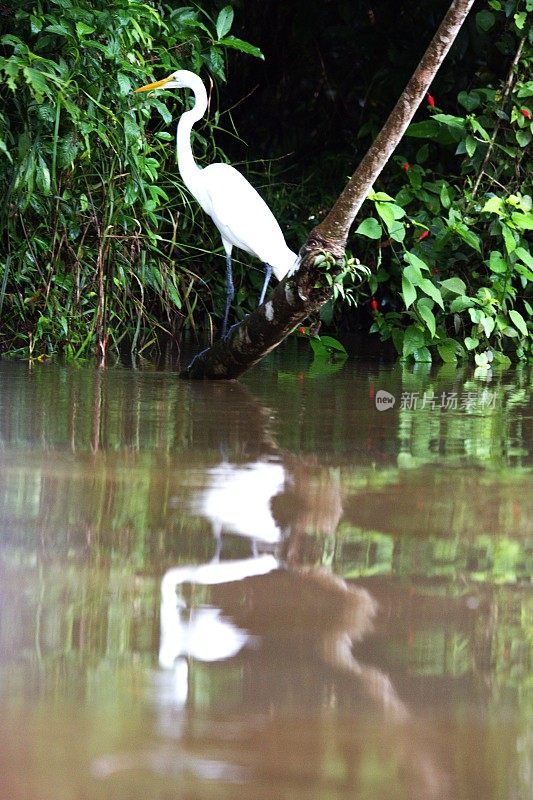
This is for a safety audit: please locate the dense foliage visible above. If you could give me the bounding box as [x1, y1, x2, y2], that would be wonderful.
[0, 0, 531, 363]
[0, 0, 267, 358]
[355, 2, 533, 367]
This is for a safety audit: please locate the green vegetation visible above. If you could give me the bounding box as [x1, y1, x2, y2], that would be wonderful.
[359, 8, 533, 367]
[0, 0, 265, 358]
[0, 0, 531, 361]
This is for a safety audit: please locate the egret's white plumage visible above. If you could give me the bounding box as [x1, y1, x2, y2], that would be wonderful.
[135, 70, 298, 334]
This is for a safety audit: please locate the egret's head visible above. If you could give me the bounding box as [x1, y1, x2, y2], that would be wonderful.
[134, 70, 198, 93]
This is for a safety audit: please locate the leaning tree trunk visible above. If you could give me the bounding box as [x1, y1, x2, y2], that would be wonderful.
[181, 0, 475, 380]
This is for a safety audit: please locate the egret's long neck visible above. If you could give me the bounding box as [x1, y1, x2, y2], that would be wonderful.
[176, 76, 208, 193]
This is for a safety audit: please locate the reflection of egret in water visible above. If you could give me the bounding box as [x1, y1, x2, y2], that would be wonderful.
[159, 554, 279, 672]
[193, 460, 286, 557]
[162, 458, 285, 704]
[158, 558, 409, 729]
[95, 447, 450, 797]
[160, 455, 407, 722]
[91, 382, 451, 798]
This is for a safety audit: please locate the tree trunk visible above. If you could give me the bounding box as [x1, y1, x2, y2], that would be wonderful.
[180, 0, 475, 381]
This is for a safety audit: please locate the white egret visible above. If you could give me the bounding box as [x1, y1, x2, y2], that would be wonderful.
[135, 70, 298, 336]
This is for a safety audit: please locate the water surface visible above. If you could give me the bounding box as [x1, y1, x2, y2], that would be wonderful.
[0, 347, 531, 799]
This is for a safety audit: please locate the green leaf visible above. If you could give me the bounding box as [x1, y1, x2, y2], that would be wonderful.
[464, 336, 479, 350]
[404, 252, 429, 272]
[469, 118, 491, 142]
[309, 337, 346, 360]
[502, 326, 519, 338]
[515, 246, 533, 269]
[152, 99, 173, 125]
[458, 91, 481, 112]
[476, 10, 495, 30]
[368, 191, 394, 202]
[395, 189, 413, 207]
[509, 309, 528, 336]
[501, 222, 517, 254]
[76, 22, 96, 37]
[450, 296, 475, 312]
[376, 201, 405, 241]
[22, 67, 51, 99]
[317, 335, 348, 354]
[36, 154, 51, 195]
[419, 278, 444, 309]
[402, 275, 417, 309]
[405, 119, 457, 145]
[516, 129, 532, 148]
[437, 341, 458, 363]
[432, 113, 466, 130]
[402, 325, 426, 357]
[511, 212, 533, 231]
[374, 204, 392, 225]
[439, 277, 467, 295]
[517, 81, 533, 98]
[44, 23, 71, 37]
[389, 223, 406, 243]
[162, 280, 181, 309]
[514, 10, 527, 29]
[440, 184, 451, 209]
[413, 346, 432, 362]
[488, 250, 508, 274]
[216, 6, 234, 38]
[492, 352, 512, 367]
[355, 217, 382, 239]
[58, 131, 80, 167]
[515, 263, 533, 281]
[207, 47, 226, 80]
[417, 302, 436, 337]
[452, 223, 481, 253]
[465, 135, 477, 157]
[123, 115, 140, 141]
[30, 15, 44, 34]
[481, 316, 495, 338]
[117, 72, 132, 96]
[380, 201, 405, 220]
[404, 264, 423, 286]
[482, 196, 505, 215]
[218, 37, 264, 58]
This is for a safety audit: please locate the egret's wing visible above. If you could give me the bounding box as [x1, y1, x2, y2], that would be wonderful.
[202, 163, 286, 260]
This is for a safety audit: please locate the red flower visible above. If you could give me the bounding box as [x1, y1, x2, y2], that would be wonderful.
[370, 297, 378, 312]
[427, 93, 435, 108]
[402, 162, 410, 171]
[418, 229, 430, 241]
[520, 108, 531, 119]
[298, 326, 306, 334]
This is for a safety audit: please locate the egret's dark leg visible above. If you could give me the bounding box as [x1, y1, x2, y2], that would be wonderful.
[258, 263, 273, 306]
[221, 253, 234, 337]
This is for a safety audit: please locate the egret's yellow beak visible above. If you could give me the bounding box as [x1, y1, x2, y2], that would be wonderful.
[134, 76, 172, 93]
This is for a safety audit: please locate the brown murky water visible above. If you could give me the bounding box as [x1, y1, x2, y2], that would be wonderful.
[0, 346, 531, 800]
